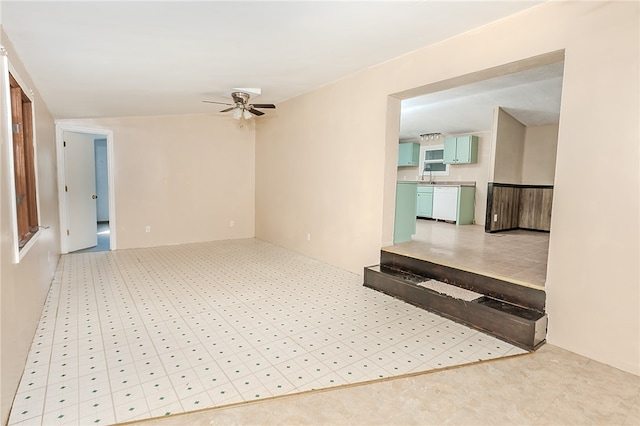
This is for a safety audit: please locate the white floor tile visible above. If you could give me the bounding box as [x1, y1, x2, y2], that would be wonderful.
[8, 387, 46, 425]
[8, 238, 528, 425]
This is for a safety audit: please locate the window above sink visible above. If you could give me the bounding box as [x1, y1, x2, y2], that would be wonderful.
[421, 144, 450, 177]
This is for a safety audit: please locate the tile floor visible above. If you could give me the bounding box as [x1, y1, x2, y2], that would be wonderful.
[386, 220, 549, 288]
[8, 239, 526, 425]
[133, 343, 640, 426]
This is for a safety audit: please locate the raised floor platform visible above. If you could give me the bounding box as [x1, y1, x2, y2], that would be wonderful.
[364, 255, 547, 351]
[388, 220, 549, 289]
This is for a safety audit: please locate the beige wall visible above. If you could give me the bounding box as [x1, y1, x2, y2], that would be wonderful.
[493, 108, 526, 184]
[0, 32, 60, 423]
[256, 1, 639, 375]
[255, 81, 390, 271]
[57, 115, 256, 249]
[522, 124, 559, 185]
[0, 6, 637, 425]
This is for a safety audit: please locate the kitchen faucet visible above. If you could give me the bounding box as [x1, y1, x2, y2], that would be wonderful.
[422, 164, 433, 183]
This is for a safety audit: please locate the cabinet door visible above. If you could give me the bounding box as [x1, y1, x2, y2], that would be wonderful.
[398, 143, 420, 167]
[454, 135, 478, 164]
[455, 136, 472, 163]
[417, 192, 433, 217]
[443, 135, 478, 164]
[443, 137, 458, 164]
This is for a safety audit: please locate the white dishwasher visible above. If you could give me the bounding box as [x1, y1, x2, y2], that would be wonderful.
[432, 186, 458, 221]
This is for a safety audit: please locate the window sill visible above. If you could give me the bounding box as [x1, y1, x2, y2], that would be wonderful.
[15, 228, 42, 263]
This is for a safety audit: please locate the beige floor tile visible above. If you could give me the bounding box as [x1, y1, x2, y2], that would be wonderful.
[624, 395, 640, 425]
[132, 345, 638, 426]
[388, 221, 549, 287]
[129, 345, 640, 426]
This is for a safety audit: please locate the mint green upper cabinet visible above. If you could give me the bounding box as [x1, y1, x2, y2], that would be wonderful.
[443, 138, 457, 164]
[398, 142, 420, 167]
[443, 135, 478, 164]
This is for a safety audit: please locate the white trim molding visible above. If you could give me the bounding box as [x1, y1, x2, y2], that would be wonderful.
[55, 123, 117, 253]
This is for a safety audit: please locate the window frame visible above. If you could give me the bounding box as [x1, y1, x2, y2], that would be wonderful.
[2, 53, 42, 262]
[420, 144, 450, 178]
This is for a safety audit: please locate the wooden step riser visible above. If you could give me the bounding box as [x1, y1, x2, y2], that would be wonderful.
[364, 266, 547, 351]
[380, 251, 545, 312]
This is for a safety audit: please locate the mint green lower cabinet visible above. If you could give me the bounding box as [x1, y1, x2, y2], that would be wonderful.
[417, 186, 434, 218]
[456, 186, 476, 225]
[394, 182, 417, 243]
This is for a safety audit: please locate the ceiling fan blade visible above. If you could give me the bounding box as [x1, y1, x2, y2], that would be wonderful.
[203, 100, 232, 105]
[219, 107, 235, 113]
[248, 108, 265, 116]
[251, 104, 276, 109]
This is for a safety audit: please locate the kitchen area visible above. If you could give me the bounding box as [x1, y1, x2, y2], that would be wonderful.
[371, 108, 558, 350]
[366, 60, 564, 350]
[391, 113, 558, 288]
[393, 107, 559, 248]
[392, 60, 563, 248]
[394, 133, 483, 244]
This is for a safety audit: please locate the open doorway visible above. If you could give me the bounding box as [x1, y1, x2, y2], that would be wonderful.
[72, 137, 110, 253]
[390, 52, 564, 290]
[56, 125, 116, 254]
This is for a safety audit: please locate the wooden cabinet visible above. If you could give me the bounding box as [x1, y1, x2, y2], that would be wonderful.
[417, 186, 434, 218]
[486, 183, 553, 232]
[398, 142, 420, 167]
[444, 135, 478, 164]
[519, 187, 553, 231]
[394, 182, 418, 243]
[486, 185, 521, 231]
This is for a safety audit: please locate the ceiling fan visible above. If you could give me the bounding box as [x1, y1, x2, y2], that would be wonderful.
[203, 91, 275, 119]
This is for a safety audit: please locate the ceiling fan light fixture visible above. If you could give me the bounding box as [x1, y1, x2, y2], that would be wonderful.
[420, 132, 442, 142]
[203, 89, 276, 119]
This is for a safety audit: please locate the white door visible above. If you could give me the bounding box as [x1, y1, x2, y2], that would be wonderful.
[64, 131, 98, 252]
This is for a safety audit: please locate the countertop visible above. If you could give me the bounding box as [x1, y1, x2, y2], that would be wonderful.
[399, 180, 476, 187]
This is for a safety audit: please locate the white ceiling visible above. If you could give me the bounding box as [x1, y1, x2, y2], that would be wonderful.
[1, 1, 552, 134]
[399, 61, 564, 140]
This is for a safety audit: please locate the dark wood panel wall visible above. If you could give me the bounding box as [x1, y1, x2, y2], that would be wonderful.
[486, 183, 553, 232]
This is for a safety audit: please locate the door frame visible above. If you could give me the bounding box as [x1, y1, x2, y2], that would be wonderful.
[55, 124, 116, 253]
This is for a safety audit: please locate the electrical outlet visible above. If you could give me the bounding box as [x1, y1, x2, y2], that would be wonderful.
[145, 226, 151, 232]
[493, 214, 498, 222]
[306, 233, 311, 241]
[230, 220, 235, 228]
